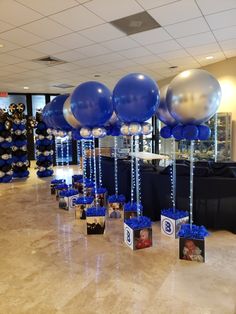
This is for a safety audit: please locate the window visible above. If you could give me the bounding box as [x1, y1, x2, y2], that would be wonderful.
[0, 94, 27, 114]
[32, 95, 46, 116]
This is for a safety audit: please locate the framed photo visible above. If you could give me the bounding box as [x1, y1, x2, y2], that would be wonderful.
[108, 202, 123, 219]
[87, 216, 105, 234]
[179, 238, 205, 263]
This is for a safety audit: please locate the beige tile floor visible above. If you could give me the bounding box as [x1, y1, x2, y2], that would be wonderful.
[0, 165, 236, 314]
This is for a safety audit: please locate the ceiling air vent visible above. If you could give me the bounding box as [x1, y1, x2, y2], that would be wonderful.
[52, 83, 75, 89]
[32, 56, 67, 66]
[110, 11, 161, 35]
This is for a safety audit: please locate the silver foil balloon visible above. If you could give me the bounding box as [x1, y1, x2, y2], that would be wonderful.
[156, 85, 177, 127]
[166, 69, 222, 125]
[0, 171, 4, 178]
[63, 95, 81, 129]
[80, 127, 92, 138]
[92, 127, 107, 138]
[120, 124, 130, 136]
[141, 122, 153, 135]
[128, 122, 142, 135]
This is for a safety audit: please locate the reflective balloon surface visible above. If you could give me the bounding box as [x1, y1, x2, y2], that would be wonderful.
[141, 122, 153, 135]
[120, 124, 130, 136]
[71, 81, 113, 128]
[156, 85, 177, 127]
[80, 127, 92, 138]
[113, 73, 160, 123]
[128, 122, 141, 135]
[63, 95, 81, 129]
[166, 69, 222, 125]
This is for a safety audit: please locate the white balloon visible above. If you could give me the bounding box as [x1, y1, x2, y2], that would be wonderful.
[0, 171, 5, 178]
[128, 123, 142, 135]
[0, 137, 4, 143]
[92, 127, 107, 138]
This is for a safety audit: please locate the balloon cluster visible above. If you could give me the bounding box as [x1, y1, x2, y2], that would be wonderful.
[35, 112, 54, 178]
[10, 103, 29, 178]
[0, 109, 13, 183]
[156, 69, 221, 141]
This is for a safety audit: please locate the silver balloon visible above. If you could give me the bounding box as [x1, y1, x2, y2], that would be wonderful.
[141, 122, 153, 135]
[0, 137, 4, 143]
[166, 69, 222, 124]
[6, 170, 13, 176]
[156, 85, 177, 127]
[108, 111, 118, 125]
[63, 95, 81, 129]
[0, 171, 4, 178]
[2, 154, 10, 160]
[120, 124, 130, 136]
[14, 119, 21, 125]
[6, 137, 12, 143]
[80, 127, 92, 138]
[47, 128, 52, 135]
[128, 122, 142, 135]
[92, 127, 107, 138]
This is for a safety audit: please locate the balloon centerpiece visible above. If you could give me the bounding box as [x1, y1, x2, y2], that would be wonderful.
[113, 73, 160, 216]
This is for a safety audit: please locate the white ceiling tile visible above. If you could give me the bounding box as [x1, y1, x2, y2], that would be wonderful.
[223, 50, 236, 58]
[50, 5, 104, 31]
[92, 63, 117, 73]
[0, 28, 43, 47]
[52, 33, 93, 49]
[14, 61, 46, 70]
[186, 42, 222, 56]
[54, 50, 86, 61]
[133, 54, 162, 65]
[29, 41, 66, 55]
[206, 9, 236, 30]
[80, 24, 124, 42]
[195, 51, 226, 65]
[53, 63, 80, 72]
[0, 39, 21, 53]
[0, 20, 15, 33]
[219, 38, 236, 50]
[146, 40, 181, 53]
[145, 60, 171, 70]
[157, 49, 190, 60]
[84, 0, 143, 22]
[21, 18, 71, 40]
[213, 25, 236, 41]
[148, 0, 201, 26]
[119, 47, 152, 58]
[75, 44, 111, 57]
[74, 57, 107, 67]
[136, 0, 181, 10]
[92, 53, 125, 64]
[177, 32, 216, 48]
[1, 64, 27, 73]
[164, 17, 210, 38]
[196, 0, 236, 15]
[130, 27, 171, 45]
[16, 0, 78, 16]
[111, 59, 138, 69]
[102, 37, 139, 51]
[8, 47, 45, 60]
[37, 67, 64, 74]
[0, 54, 24, 65]
[0, 0, 43, 26]
[168, 56, 200, 66]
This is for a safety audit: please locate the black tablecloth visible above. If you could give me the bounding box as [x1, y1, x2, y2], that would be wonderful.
[100, 157, 236, 233]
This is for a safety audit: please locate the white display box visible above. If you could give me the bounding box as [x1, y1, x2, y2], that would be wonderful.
[124, 223, 152, 250]
[59, 194, 79, 210]
[161, 215, 189, 239]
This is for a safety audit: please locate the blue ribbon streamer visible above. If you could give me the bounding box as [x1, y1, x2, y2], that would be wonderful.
[124, 202, 143, 212]
[86, 207, 106, 216]
[177, 224, 209, 239]
[161, 208, 189, 220]
[108, 194, 126, 203]
[125, 216, 152, 229]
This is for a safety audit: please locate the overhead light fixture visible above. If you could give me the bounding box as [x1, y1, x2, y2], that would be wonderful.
[169, 66, 178, 69]
[23, 86, 29, 90]
[0, 44, 4, 48]
[94, 74, 101, 78]
[206, 56, 214, 60]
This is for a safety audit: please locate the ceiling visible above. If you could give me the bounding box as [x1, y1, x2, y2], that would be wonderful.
[0, 0, 236, 93]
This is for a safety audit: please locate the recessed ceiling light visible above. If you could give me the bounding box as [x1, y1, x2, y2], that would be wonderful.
[23, 86, 29, 90]
[206, 56, 214, 60]
[0, 44, 4, 48]
[94, 74, 101, 78]
[169, 66, 178, 69]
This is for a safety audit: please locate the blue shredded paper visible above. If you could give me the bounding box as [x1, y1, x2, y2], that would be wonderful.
[178, 224, 209, 239]
[55, 184, 68, 190]
[59, 189, 78, 197]
[51, 179, 65, 184]
[108, 194, 126, 203]
[161, 208, 189, 220]
[124, 202, 143, 212]
[72, 174, 83, 181]
[92, 187, 107, 194]
[125, 216, 152, 229]
[75, 196, 94, 204]
[86, 207, 106, 217]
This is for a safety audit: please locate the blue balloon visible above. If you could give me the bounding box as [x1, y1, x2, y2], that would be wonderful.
[172, 125, 184, 141]
[160, 126, 172, 139]
[42, 102, 54, 128]
[183, 125, 199, 140]
[72, 129, 82, 140]
[198, 125, 211, 140]
[49, 94, 72, 131]
[156, 85, 177, 127]
[71, 81, 113, 127]
[113, 73, 160, 123]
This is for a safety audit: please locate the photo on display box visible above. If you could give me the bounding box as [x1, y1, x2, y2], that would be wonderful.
[108, 202, 123, 219]
[95, 193, 106, 207]
[87, 217, 105, 234]
[179, 238, 205, 263]
[134, 228, 152, 250]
